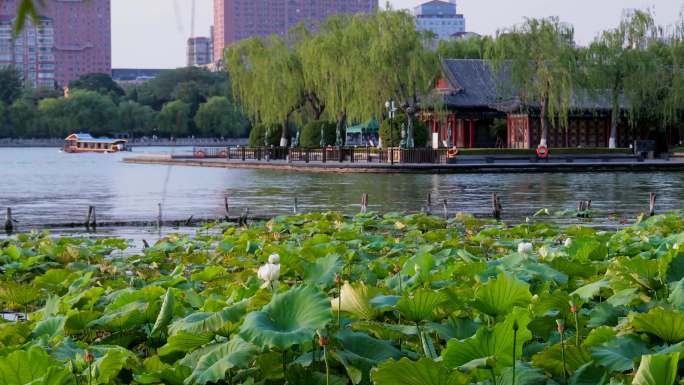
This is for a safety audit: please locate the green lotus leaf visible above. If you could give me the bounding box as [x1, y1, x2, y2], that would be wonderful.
[31, 316, 66, 339]
[331, 282, 382, 320]
[570, 279, 610, 301]
[303, 253, 344, 288]
[583, 326, 617, 348]
[457, 356, 496, 373]
[472, 273, 532, 317]
[0, 282, 41, 308]
[632, 352, 680, 385]
[667, 277, 684, 310]
[239, 285, 332, 349]
[442, 307, 532, 371]
[184, 338, 258, 385]
[430, 318, 479, 341]
[531, 343, 591, 378]
[590, 335, 649, 372]
[333, 330, 402, 384]
[0, 346, 62, 385]
[497, 363, 546, 385]
[158, 332, 215, 357]
[151, 288, 175, 336]
[86, 347, 138, 385]
[396, 288, 447, 322]
[371, 357, 468, 385]
[568, 363, 608, 385]
[0, 322, 32, 347]
[87, 300, 151, 329]
[630, 307, 684, 343]
[24, 366, 75, 385]
[64, 310, 101, 334]
[169, 301, 247, 336]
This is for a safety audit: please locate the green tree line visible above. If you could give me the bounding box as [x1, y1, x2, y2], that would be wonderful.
[228, 8, 684, 148]
[0, 68, 249, 139]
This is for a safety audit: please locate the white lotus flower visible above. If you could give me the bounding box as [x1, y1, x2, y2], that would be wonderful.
[258, 263, 280, 285]
[268, 253, 280, 264]
[564, 238, 573, 248]
[518, 242, 533, 254]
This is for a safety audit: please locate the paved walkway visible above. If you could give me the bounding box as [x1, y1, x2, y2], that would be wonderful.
[123, 154, 684, 173]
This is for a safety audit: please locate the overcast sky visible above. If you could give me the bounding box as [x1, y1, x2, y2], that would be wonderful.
[111, 0, 683, 69]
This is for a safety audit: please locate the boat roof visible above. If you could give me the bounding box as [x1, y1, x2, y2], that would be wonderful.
[65, 133, 127, 143]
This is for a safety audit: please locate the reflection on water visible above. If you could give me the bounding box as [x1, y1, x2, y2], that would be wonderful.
[1, 147, 683, 234]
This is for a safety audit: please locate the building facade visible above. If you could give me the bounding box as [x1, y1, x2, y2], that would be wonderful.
[213, 0, 377, 65]
[187, 37, 212, 67]
[0, 0, 111, 88]
[413, 0, 465, 40]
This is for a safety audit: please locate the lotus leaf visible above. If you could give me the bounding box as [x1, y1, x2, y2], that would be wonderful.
[150, 288, 175, 336]
[239, 285, 331, 349]
[184, 338, 257, 385]
[630, 307, 684, 343]
[371, 357, 467, 385]
[632, 352, 680, 385]
[473, 273, 532, 317]
[442, 307, 533, 371]
[331, 282, 382, 320]
[0, 346, 62, 385]
[168, 301, 247, 335]
[590, 335, 649, 372]
[396, 288, 447, 322]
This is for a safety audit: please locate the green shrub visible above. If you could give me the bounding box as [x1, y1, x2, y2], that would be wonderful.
[379, 115, 428, 148]
[299, 120, 337, 148]
[248, 124, 281, 147]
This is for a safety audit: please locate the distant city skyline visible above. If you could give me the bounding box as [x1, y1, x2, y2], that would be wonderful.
[112, 0, 683, 69]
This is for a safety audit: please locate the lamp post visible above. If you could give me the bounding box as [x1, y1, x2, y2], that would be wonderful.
[385, 100, 397, 165]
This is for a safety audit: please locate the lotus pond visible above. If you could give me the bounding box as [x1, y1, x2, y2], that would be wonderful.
[3, 211, 684, 385]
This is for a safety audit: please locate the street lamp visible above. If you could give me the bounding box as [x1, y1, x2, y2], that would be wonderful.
[385, 100, 397, 165]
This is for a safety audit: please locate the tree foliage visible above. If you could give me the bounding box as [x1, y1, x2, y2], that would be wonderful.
[157, 100, 191, 138]
[69, 73, 124, 97]
[487, 17, 578, 147]
[194, 96, 249, 138]
[0, 68, 22, 105]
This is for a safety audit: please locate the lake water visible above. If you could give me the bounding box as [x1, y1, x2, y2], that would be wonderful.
[1, 147, 684, 236]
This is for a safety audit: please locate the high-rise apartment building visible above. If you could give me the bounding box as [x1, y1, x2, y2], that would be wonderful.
[213, 0, 377, 65]
[0, 0, 111, 88]
[413, 0, 466, 40]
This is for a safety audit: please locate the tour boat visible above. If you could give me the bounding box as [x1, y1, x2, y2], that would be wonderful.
[63, 133, 129, 154]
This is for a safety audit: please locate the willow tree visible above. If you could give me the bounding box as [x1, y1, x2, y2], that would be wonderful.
[487, 18, 577, 148]
[297, 14, 373, 145]
[226, 36, 304, 147]
[584, 10, 660, 148]
[366, 11, 441, 147]
[662, 11, 684, 135]
[299, 11, 439, 147]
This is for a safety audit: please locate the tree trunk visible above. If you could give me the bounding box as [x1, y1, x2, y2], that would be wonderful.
[280, 120, 288, 147]
[336, 112, 346, 146]
[609, 93, 619, 149]
[539, 93, 549, 148]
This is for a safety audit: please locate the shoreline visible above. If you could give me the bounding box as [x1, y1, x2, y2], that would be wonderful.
[123, 154, 684, 174]
[0, 138, 248, 148]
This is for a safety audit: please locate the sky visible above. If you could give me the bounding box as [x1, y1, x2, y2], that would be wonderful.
[111, 0, 683, 69]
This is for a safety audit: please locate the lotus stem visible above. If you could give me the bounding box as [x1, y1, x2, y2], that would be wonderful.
[512, 320, 518, 385]
[570, 301, 580, 346]
[336, 274, 341, 329]
[557, 319, 567, 385]
[323, 345, 330, 385]
[489, 368, 497, 385]
[282, 349, 287, 379]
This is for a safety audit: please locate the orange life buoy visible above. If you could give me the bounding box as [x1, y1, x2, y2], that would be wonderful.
[536, 146, 549, 158]
[195, 151, 206, 158]
[218, 150, 227, 158]
[447, 148, 459, 157]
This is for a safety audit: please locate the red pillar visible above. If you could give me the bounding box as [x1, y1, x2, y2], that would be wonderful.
[469, 119, 475, 148]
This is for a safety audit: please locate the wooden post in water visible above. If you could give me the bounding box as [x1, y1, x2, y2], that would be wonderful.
[85, 206, 93, 230]
[4, 208, 13, 234]
[224, 196, 230, 218]
[426, 193, 432, 215]
[361, 193, 369, 214]
[649, 193, 656, 217]
[91, 206, 97, 229]
[293, 196, 299, 215]
[442, 199, 448, 220]
[157, 203, 162, 229]
[492, 193, 502, 220]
